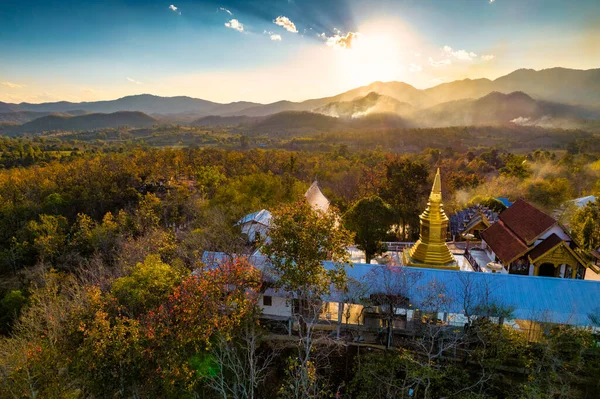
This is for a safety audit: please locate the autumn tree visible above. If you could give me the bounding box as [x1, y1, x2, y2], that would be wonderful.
[344, 196, 395, 263]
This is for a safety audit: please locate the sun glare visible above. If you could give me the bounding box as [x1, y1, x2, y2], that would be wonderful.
[336, 19, 417, 88]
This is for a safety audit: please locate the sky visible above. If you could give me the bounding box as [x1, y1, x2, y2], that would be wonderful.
[0, 0, 599, 104]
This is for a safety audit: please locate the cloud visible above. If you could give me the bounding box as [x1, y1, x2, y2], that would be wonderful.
[225, 19, 244, 32]
[168, 4, 181, 15]
[82, 88, 96, 94]
[481, 54, 496, 61]
[443, 45, 477, 61]
[428, 57, 451, 67]
[270, 34, 282, 41]
[127, 77, 143, 85]
[219, 7, 233, 15]
[325, 31, 360, 49]
[409, 64, 422, 73]
[0, 81, 26, 88]
[489, 0, 495, 3]
[274, 16, 298, 33]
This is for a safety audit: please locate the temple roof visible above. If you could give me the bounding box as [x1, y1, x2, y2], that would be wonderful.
[305, 180, 330, 212]
[481, 221, 529, 264]
[497, 199, 556, 245]
[527, 233, 564, 262]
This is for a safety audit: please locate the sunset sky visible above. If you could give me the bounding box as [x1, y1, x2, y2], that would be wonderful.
[1, 0, 599, 104]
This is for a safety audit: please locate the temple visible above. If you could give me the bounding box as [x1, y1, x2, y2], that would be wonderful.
[403, 168, 458, 269]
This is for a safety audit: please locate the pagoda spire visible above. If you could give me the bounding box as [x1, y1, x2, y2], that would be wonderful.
[403, 168, 458, 269]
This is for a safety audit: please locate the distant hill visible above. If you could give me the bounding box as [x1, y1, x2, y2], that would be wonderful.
[0, 110, 89, 124]
[7, 111, 156, 134]
[1, 67, 599, 125]
[424, 68, 600, 107]
[191, 115, 263, 127]
[314, 92, 413, 118]
[248, 111, 343, 134]
[2, 94, 261, 116]
[415, 91, 600, 127]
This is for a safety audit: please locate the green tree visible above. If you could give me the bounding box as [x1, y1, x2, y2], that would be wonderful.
[378, 157, 430, 240]
[111, 254, 187, 316]
[344, 196, 395, 263]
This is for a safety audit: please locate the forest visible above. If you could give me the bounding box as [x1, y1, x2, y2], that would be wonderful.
[0, 126, 599, 398]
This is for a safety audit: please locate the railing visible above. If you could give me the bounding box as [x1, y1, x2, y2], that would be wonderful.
[382, 242, 414, 252]
[464, 249, 481, 272]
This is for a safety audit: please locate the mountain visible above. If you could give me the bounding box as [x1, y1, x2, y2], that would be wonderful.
[6, 111, 157, 134]
[313, 92, 413, 118]
[225, 81, 427, 117]
[2, 94, 261, 116]
[415, 91, 600, 127]
[424, 68, 600, 107]
[191, 115, 263, 127]
[0, 110, 89, 124]
[248, 111, 343, 134]
[1, 67, 599, 125]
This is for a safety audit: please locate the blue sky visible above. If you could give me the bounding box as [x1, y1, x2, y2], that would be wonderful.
[0, 0, 598, 104]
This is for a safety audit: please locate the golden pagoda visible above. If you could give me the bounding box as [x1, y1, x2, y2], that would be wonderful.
[403, 168, 458, 269]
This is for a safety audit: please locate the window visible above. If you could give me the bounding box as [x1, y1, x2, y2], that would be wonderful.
[263, 295, 272, 306]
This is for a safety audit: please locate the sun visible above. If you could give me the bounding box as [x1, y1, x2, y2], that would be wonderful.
[335, 19, 419, 88]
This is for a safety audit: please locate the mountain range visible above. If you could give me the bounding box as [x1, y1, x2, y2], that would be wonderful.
[1, 67, 599, 134]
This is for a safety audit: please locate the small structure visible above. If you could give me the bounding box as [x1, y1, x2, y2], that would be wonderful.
[450, 205, 499, 240]
[236, 209, 272, 242]
[305, 180, 330, 212]
[480, 199, 593, 278]
[236, 180, 330, 245]
[403, 168, 458, 270]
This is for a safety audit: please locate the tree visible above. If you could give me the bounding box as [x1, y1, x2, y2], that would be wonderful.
[378, 157, 430, 240]
[263, 200, 352, 298]
[570, 200, 600, 251]
[263, 200, 353, 398]
[111, 254, 187, 316]
[143, 257, 262, 394]
[344, 196, 395, 263]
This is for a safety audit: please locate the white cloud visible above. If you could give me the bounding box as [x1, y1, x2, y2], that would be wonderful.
[127, 77, 143, 85]
[443, 45, 477, 61]
[274, 16, 298, 33]
[0, 81, 26, 88]
[489, 0, 495, 3]
[168, 4, 181, 15]
[270, 34, 282, 41]
[219, 7, 232, 15]
[82, 88, 96, 94]
[317, 32, 327, 39]
[481, 54, 496, 61]
[428, 57, 451, 67]
[325, 31, 360, 50]
[409, 64, 422, 73]
[225, 19, 244, 32]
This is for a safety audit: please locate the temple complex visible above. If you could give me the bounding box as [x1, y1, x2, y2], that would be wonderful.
[403, 168, 458, 270]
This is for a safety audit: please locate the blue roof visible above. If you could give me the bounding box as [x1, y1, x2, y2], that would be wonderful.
[202, 252, 600, 327]
[496, 197, 513, 208]
[236, 209, 272, 226]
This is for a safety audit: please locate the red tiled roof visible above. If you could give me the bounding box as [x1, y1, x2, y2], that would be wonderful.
[527, 233, 563, 262]
[481, 221, 529, 264]
[499, 199, 556, 244]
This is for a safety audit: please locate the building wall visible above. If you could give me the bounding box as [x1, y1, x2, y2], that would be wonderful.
[536, 225, 570, 244]
[259, 294, 291, 319]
